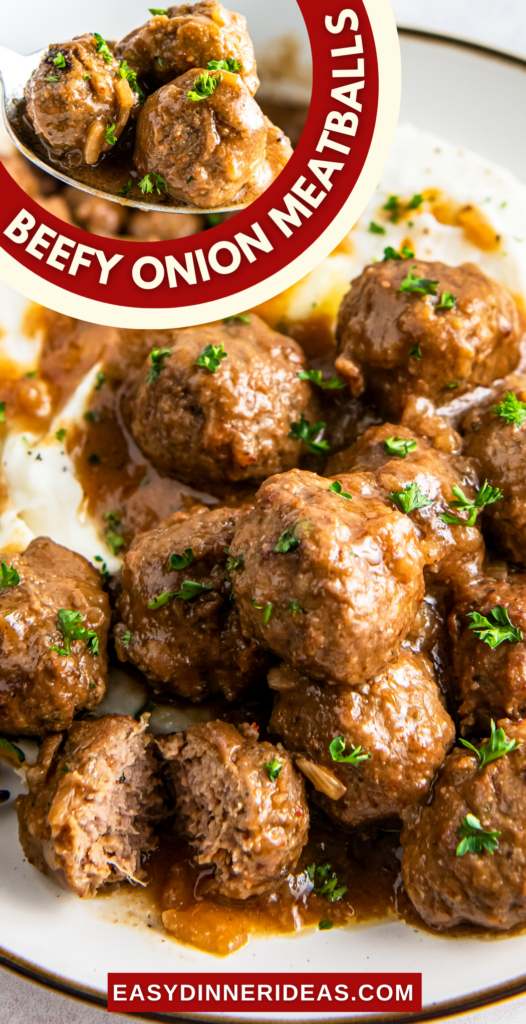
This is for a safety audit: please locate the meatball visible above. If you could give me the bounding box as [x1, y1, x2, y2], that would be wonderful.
[448, 576, 526, 734]
[122, 315, 314, 488]
[134, 68, 267, 208]
[157, 720, 308, 898]
[127, 209, 204, 240]
[327, 422, 484, 583]
[229, 469, 426, 686]
[115, 2, 259, 96]
[237, 116, 293, 204]
[25, 34, 138, 165]
[463, 379, 526, 565]
[401, 720, 526, 930]
[15, 715, 164, 898]
[64, 187, 128, 236]
[335, 260, 523, 420]
[0, 537, 110, 736]
[114, 505, 269, 702]
[269, 652, 454, 828]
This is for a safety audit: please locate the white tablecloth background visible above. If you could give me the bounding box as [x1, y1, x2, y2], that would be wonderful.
[2, 1, 526, 1021]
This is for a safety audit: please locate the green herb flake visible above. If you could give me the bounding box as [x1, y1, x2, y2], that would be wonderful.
[208, 58, 242, 73]
[51, 609, 99, 657]
[467, 606, 523, 649]
[328, 480, 352, 501]
[318, 919, 334, 930]
[0, 559, 20, 590]
[288, 414, 330, 455]
[148, 592, 173, 611]
[0, 737, 25, 764]
[121, 630, 132, 645]
[407, 193, 423, 210]
[155, 55, 164, 67]
[225, 552, 243, 577]
[329, 736, 371, 765]
[83, 73, 92, 80]
[409, 342, 422, 360]
[45, 75, 60, 82]
[0, 402, 6, 423]
[369, 221, 386, 234]
[175, 580, 213, 601]
[134, 698, 157, 721]
[55, 428, 66, 443]
[297, 369, 345, 390]
[383, 245, 414, 261]
[288, 599, 306, 617]
[94, 371, 105, 391]
[169, 548, 194, 570]
[147, 347, 172, 383]
[117, 181, 132, 198]
[436, 290, 457, 310]
[440, 480, 503, 528]
[390, 482, 433, 514]
[149, 8, 169, 14]
[53, 52, 67, 68]
[399, 266, 438, 296]
[196, 342, 228, 373]
[58, 763, 71, 776]
[456, 814, 501, 856]
[263, 602, 273, 624]
[94, 557, 111, 584]
[105, 123, 117, 146]
[188, 70, 221, 102]
[382, 195, 401, 222]
[93, 33, 113, 64]
[494, 391, 526, 426]
[384, 435, 417, 458]
[224, 313, 250, 325]
[118, 59, 145, 99]
[274, 528, 300, 554]
[460, 719, 522, 769]
[264, 757, 282, 782]
[306, 862, 347, 902]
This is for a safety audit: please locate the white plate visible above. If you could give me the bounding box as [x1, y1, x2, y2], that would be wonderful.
[2, 28, 526, 1024]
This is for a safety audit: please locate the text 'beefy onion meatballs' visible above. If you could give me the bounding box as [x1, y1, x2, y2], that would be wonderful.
[327, 422, 484, 584]
[134, 67, 266, 207]
[335, 260, 523, 420]
[269, 652, 454, 829]
[448, 576, 526, 734]
[0, 537, 110, 736]
[122, 315, 315, 489]
[229, 469, 426, 686]
[114, 505, 269, 702]
[25, 34, 139, 165]
[15, 715, 164, 898]
[157, 720, 309, 899]
[401, 721, 526, 930]
[463, 380, 526, 565]
[115, 1, 259, 96]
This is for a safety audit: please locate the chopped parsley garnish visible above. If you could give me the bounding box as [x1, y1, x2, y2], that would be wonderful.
[117, 181, 132, 198]
[45, 75, 60, 82]
[329, 736, 371, 765]
[94, 556, 111, 584]
[225, 552, 243, 576]
[118, 59, 144, 99]
[407, 193, 423, 210]
[169, 548, 194, 570]
[467, 606, 523, 648]
[208, 58, 241, 73]
[139, 172, 167, 195]
[369, 221, 386, 234]
[288, 414, 330, 455]
[121, 630, 132, 645]
[105, 123, 117, 146]
[383, 245, 414, 260]
[155, 55, 164, 67]
[188, 71, 221, 102]
[103, 511, 125, 555]
[399, 266, 438, 295]
[436, 290, 457, 310]
[196, 342, 228, 373]
[148, 580, 213, 609]
[51, 609, 99, 657]
[263, 602, 273, 624]
[83, 73, 92, 80]
[56, 428, 66, 442]
[409, 342, 422, 360]
[93, 33, 113, 64]
[390, 482, 433, 514]
[288, 599, 306, 617]
[147, 347, 172, 383]
[53, 52, 67, 68]
[456, 814, 501, 856]
[26, 371, 37, 378]
[440, 480, 503, 528]
[148, 592, 173, 610]
[264, 758, 282, 782]
[383, 195, 401, 222]
[274, 528, 300, 553]
[297, 369, 345, 390]
[58, 763, 71, 776]
[494, 390, 526, 426]
[0, 559, 20, 590]
[149, 8, 169, 14]
[306, 862, 347, 902]
[0, 402, 6, 423]
[318, 919, 333, 930]
[223, 313, 250, 324]
[0, 737, 25, 764]
[328, 480, 352, 500]
[134, 698, 156, 720]
[95, 371, 105, 390]
[384, 435, 417, 458]
[460, 719, 522, 769]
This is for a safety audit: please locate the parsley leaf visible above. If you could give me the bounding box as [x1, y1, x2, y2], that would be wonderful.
[460, 719, 522, 768]
[384, 435, 417, 458]
[196, 343, 228, 373]
[149, 8, 169, 14]
[494, 390, 526, 426]
[223, 313, 250, 324]
[188, 71, 221, 102]
[118, 59, 145, 99]
[121, 630, 132, 645]
[55, 428, 66, 442]
[390, 482, 433, 514]
[95, 371, 105, 390]
[456, 814, 501, 856]
[117, 181, 132, 197]
[436, 290, 457, 310]
[328, 480, 352, 500]
[409, 342, 422, 360]
[0, 559, 20, 590]
[288, 599, 306, 616]
[148, 592, 173, 610]
[383, 195, 401, 222]
[93, 33, 113, 64]
[329, 736, 370, 765]
[53, 52, 67, 68]
[147, 347, 172, 383]
[45, 75, 60, 82]
[139, 172, 167, 195]
[306, 862, 347, 902]
[274, 528, 300, 553]
[440, 480, 503, 527]
[58, 763, 71, 776]
[263, 602, 273, 624]
[51, 609, 99, 657]
[0, 402, 5, 423]
[105, 123, 117, 146]
[169, 548, 194, 570]
[467, 606, 523, 648]
[0, 737, 25, 765]
[369, 221, 386, 234]
[264, 758, 282, 782]
[148, 580, 213, 609]
[407, 193, 423, 210]
[318, 919, 333, 930]
[399, 266, 438, 296]
[102, 511, 125, 555]
[288, 414, 330, 455]
[135, 698, 156, 720]
[208, 58, 241, 73]
[297, 369, 345, 390]
[383, 245, 414, 260]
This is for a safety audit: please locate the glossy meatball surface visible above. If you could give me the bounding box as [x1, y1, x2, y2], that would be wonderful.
[134, 68, 266, 207]
[25, 34, 138, 164]
[0, 537, 110, 736]
[122, 315, 314, 488]
[269, 652, 454, 828]
[335, 260, 523, 420]
[116, 1, 259, 95]
[401, 721, 526, 930]
[448, 576, 526, 734]
[229, 469, 425, 686]
[114, 505, 269, 702]
[157, 720, 308, 898]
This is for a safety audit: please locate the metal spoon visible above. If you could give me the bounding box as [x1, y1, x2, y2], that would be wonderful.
[0, 43, 247, 215]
